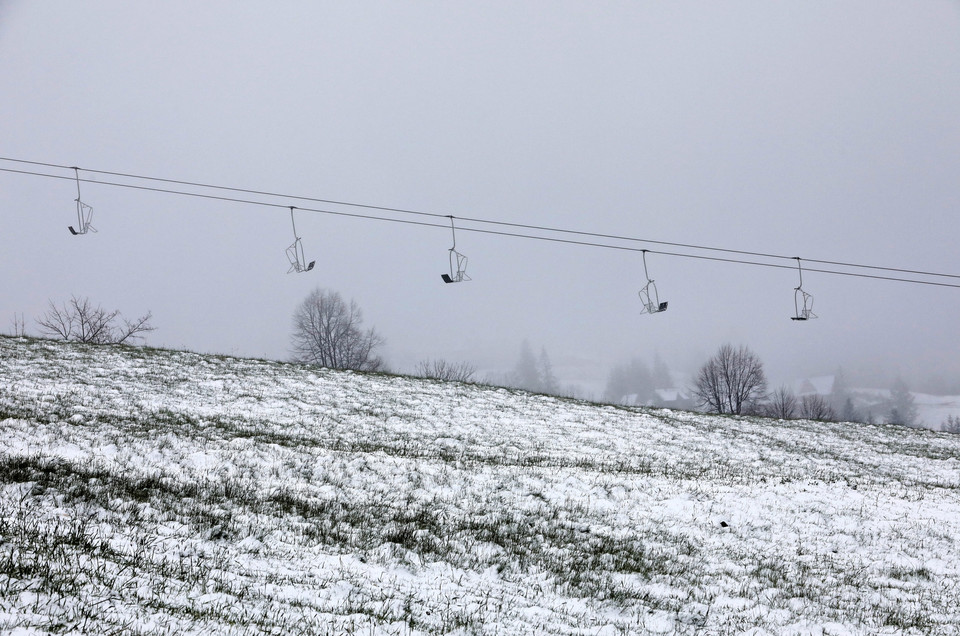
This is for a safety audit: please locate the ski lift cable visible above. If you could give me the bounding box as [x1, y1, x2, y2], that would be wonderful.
[3, 164, 960, 289]
[0, 157, 446, 219]
[2, 157, 959, 281]
[3, 157, 958, 282]
[2, 161, 960, 290]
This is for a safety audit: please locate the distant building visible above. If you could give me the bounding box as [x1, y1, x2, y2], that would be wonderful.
[617, 389, 695, 410]
[653, 388, 697, 410]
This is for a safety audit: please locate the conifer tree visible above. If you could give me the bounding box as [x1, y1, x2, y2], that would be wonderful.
[888, 377, 919, 427]
[538, 347, 559, 395]
[511, 339, 541, 392]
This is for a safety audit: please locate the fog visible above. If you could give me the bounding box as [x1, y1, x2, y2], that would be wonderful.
[3, 2, 959, 401]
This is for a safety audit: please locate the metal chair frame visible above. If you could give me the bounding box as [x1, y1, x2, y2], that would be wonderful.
[638, 250, 667, 314]
[286, 207, 315, 273]
[791, 257, 817, 320]
[68, 167, 96, 235]
[441, 216, 470, 283]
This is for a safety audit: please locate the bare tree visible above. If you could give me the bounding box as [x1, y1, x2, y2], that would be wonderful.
[798, 394, 836, 421]
[36, 296, 154, 344]
[290, 288, 385, 371]
[9, 313, 27, 337]
[692, 344, 767, 415]
[943, 415, 960, 435]
[415, 359, 477, 383]
[765, 386, 798, 419]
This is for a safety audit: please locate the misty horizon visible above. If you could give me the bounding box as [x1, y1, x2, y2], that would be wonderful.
[3, 2, 959, 424]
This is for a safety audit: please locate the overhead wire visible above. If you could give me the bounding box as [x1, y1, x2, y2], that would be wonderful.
[2, 157, 959, 290]
[6, 155, 959, 282]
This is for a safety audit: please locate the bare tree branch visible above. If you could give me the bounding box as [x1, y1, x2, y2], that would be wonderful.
[36, 299, 76, 341]
[116, 312, 156, 345]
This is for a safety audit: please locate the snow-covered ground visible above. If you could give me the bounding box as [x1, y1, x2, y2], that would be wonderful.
[834, 387, 960, 432]
[1, 336, 960, 635]
[916, 393, 960, 431]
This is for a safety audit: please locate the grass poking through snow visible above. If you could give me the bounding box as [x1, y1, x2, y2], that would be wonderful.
[2, 336, 960, 634]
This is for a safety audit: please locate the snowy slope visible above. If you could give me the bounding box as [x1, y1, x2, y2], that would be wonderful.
[1, 336, 960, 635]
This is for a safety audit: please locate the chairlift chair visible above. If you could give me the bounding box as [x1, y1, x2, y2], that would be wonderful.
[285, 207, 315, 274]
[441, 216, 470, 283]
[67, 167, 96, 235]
[638, 250, 668, 314]
[791, 257, 817, 320]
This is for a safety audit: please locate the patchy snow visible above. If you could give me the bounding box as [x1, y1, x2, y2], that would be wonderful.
[1, 336, 960, 634]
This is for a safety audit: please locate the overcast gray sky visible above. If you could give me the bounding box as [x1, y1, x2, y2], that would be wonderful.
[2, 1, 959, 397]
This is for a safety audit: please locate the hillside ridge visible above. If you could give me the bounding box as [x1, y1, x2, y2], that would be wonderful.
[1, 336, 959, 634]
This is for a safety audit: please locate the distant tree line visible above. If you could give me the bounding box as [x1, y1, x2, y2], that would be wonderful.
[11, 288, 956, 435]
[507, 339, 560, 394]
[602, 354, 673, 406]
[943, 415, 960, 435]
[689, 344, 926, 428]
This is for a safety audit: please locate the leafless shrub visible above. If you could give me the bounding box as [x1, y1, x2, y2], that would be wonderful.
[36, 296, 154, 345]
[799, 394, 836, 421]
[415, 359, 477, 383]
[765, 386, 798, 420]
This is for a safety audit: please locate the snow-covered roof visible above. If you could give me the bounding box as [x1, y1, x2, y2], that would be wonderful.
[655, 388, 690, 402]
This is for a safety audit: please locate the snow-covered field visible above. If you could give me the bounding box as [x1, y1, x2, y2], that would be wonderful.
[916, 393, 960, 432]
[2, 336, 960, 635]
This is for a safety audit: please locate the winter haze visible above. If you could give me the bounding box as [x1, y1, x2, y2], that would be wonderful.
[2, 2, 959, 409]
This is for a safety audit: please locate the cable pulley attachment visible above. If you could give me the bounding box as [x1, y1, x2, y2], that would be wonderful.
[638, 250, 668, 314]
[285, 206, 315, 274]
[791, 257, 817, 320]
[67, 167, 96, 235]
[441, 215, 470, 283]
